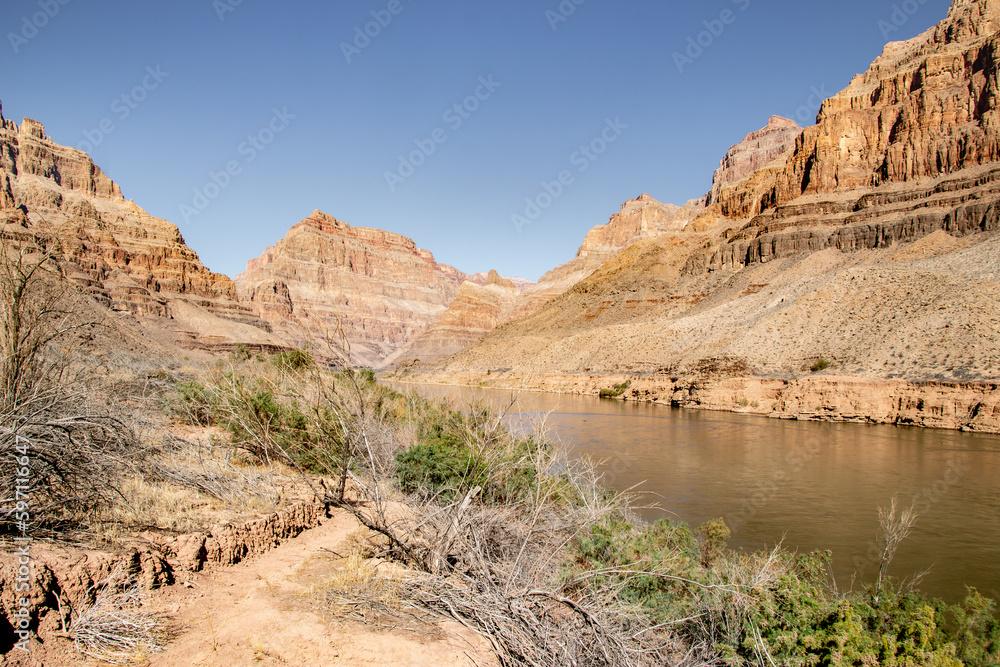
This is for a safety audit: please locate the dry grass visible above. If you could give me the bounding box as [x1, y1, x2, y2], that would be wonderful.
[91, 429, 307, 538]
[68, 566, 167, 664]
[323, 553, 403, 616]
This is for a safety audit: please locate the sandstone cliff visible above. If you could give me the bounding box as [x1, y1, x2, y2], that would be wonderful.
[235, 211, 470, 366]
[412, 0, 1000, 420]
[0, 104, 277, 351]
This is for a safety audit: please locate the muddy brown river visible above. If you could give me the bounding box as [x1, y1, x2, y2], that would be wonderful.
[392, 382, 1000, 606]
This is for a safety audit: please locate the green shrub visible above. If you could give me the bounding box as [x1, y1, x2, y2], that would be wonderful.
[170, 381, 216, 426]
[811, 357, 831, 372]
[229, 343, 252, 362]
[599, 381, 631, 398]
[272, 349, 314, 371]
[215, 374, 318, 464]
[565, 516, 1000, 666]
[394, 404, 541, 503]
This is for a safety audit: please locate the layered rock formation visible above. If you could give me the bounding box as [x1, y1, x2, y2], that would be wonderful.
[707, 115, 801, 206]
[0, 105, 277, 350]
[235, 211, 470, 366]
[387, 270, 522, 366]
[409, 0, 1000, 430]
[514, 194, 704, 316]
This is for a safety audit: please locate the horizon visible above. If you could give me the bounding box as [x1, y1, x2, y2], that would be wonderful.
[1, 0, 953, 281]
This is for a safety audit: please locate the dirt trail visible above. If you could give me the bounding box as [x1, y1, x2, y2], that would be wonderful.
[149, 509, 493, 666]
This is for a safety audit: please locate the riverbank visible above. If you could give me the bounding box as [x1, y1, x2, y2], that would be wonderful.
[389, 370, 1000, 433]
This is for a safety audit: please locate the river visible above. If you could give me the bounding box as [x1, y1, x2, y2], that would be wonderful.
[389, 381, 1000, 606]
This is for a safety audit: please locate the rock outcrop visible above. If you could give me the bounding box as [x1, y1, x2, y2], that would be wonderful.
[411, 0, 1000, 421]
[236, 211, 470, 366]
[0, 104, 278, 350]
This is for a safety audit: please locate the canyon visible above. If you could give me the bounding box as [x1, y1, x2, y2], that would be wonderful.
[234, 210, 472, 367]
[398, 0, 1000, 431]
[2, 0, 1000, 432]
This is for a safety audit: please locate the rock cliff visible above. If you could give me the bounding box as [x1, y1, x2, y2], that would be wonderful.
[235, 211, 470, 366]
[413, 0, 1000, 414]
[0, 105, 277, 350]
[514, 194, 704, 317]
[707, 115, 801, 207]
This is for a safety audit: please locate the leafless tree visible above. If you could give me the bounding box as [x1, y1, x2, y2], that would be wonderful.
[0, 239, 143, 531]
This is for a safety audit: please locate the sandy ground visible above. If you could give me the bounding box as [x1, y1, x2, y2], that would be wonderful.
[147, 509, 494, 667]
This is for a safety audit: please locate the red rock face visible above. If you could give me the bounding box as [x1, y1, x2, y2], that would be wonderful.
[0, 104, 275, 347]
[756, 0, 1000, 213]
[387, 270, 522, 366]
[236, 210, 471, 367]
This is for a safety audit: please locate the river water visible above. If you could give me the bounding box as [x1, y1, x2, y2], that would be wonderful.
[390, 382, 1000, 606]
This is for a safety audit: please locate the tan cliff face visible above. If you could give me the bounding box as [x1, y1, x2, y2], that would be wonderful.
[386, 270, 522, 367]
[514, 193, 705, 317]
[418, 0, 1000, 387]
[0, 104, 276, 350]
[235, 210, 470, 367]
[754, 0, 1000, 214]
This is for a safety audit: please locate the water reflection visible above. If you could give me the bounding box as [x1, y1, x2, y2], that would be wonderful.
[390, 381, 1000, 605]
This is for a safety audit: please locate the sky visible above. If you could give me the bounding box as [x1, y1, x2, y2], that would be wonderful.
[1, 0, 955, 281]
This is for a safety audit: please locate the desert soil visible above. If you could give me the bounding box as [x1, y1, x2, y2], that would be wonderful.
[144, 509, 494, 667]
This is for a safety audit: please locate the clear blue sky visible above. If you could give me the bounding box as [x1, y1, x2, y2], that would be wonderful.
[1, 0, 953, 281]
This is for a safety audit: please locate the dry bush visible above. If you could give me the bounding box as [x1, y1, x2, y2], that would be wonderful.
[332, 399, 675, 666]
[152, 443, 284, 510]
[876, 495, 918, 589]
[0, 242, 146, 532]
[91, 431, 305, 536]
[67, 566, 166, 664]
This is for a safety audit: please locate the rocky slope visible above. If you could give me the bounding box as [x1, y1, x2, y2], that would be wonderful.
[387, 194, 705, 366]
[409, 0, 1000, 430]
[235, 211, 470, 367]
[386, 270, 522, 366]
[0, 104, 278, 351]
[514, 193, 705, 317]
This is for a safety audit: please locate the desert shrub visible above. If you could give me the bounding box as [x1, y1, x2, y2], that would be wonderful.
[229, 343, 252, 362]
[0, 243, 143, 532]
[215, 373, 318, 464]
[69, 566, 166, 664]
[811, 357, 832, 372]
[271, 349, 313, 372]
[169, 380, 216, 426]
[565, 515, 1000, 666]
[394, 404, 542, 504]
[599, 381, 631, 398]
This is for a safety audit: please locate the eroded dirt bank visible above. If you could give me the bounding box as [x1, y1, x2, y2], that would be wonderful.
[0, 501, 493, 666]
[394, 371, 1000, 433]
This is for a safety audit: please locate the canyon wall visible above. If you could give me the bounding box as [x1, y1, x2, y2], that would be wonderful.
[409, 0, 1000, 423]
[235, 210, 470, 367]
[386, 270, 522, 366]
[0, 105, 278, 351]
